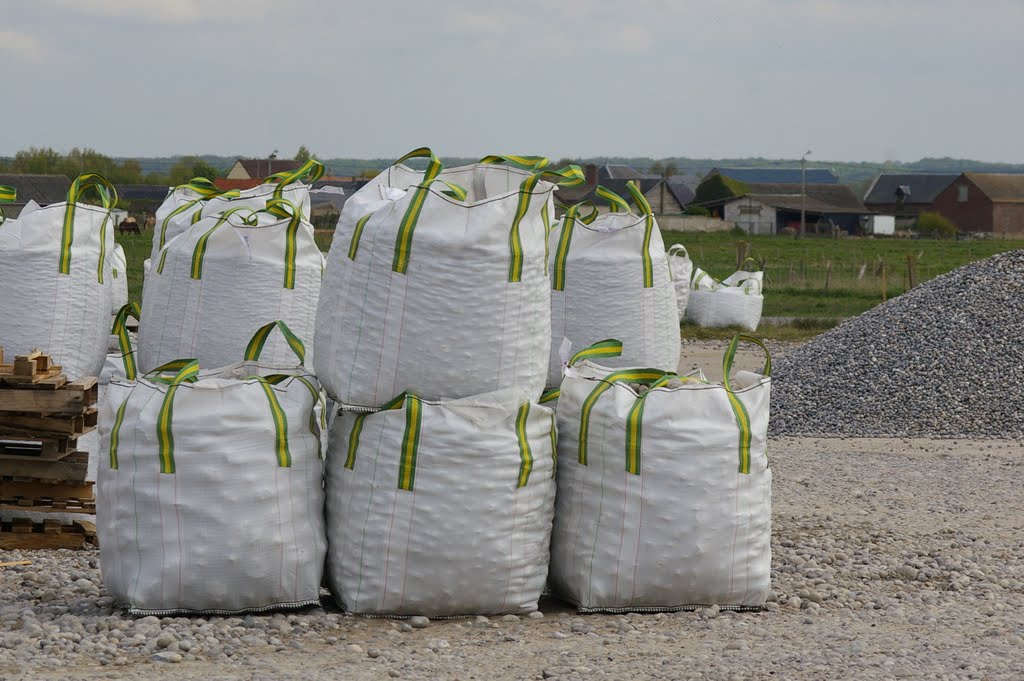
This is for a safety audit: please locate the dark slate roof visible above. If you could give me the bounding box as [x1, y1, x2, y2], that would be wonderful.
[710, 167, 839, 185]
[237, 158, 303, 179]
[116, 184, 172, 202]
[0, 173, 72, 207]
[664, 176, 696, 206]
[863, 173, 958, 205]
[598, 164, 647, 180]
[964, 173, 1024, 203]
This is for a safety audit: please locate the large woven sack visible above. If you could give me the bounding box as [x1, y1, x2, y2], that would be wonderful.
[315, 149, 583, 408]
[0, 174, 116, 379]
[547, 184, 679, 387]
[325, 389, 556, 617]
[98, 322, 327, 616]
[549, 337, 773, 612]
[109, 244, 128, 316]
[685, 260, 764, 331]
[139, 199, 323, 372]
[150, 162, 323, 263]
[666, 244, 693, 321]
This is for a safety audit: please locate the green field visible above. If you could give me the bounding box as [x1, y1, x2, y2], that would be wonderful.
[117, 229, 1024, 341]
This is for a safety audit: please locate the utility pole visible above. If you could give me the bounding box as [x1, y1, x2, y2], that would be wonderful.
[800, 149, 811, 237]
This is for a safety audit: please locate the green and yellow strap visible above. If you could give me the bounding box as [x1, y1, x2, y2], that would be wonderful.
[509, 165, 585, 283]
[60, 173, 116, 280]
[568, 339, 623, 367]
[577, 368, 672, 467]
[722, 334, 771, 474]
[348, 211, 374, 261]
[479, 155, 550, 170]
[0, 185, 15, 225]
[344, 393, 422, 491]
[150, 359, 200, 474]
[244, 320, 307, 366]
[266, 159, 326, 200]
[184, 206, 258, 279]
[265, 198, 307, 289]
[595, 185, 631, 213]
[392, 148, 444, 274]
[623, 374, 678, 475]
[267, 374, 327, 446]
[245, 375, 292, 467]
[551, 203, 581, 292]
[158, 197, 204, 252]
[111, 302, 141, 381]
[624, 180, 655, 289]
[515, 403, 534, 488]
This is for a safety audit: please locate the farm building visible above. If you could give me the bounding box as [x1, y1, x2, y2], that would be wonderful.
[0, 173, 71, 219]
[225, 158, 304, 181]
[930, 173, 1024, 236]
[553, 163, 695, 215]
[716, 183, 867, 235]
[862, 173, 958, 223]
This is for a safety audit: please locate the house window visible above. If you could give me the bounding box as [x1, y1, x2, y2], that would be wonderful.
[957, 185, 968, 202]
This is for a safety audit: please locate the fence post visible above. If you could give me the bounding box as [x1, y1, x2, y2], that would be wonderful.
[881, 261, 887, 302]
[906, 254, 918, 289]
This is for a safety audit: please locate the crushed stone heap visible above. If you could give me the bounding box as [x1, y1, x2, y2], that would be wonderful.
[770, 249, 1024, 439]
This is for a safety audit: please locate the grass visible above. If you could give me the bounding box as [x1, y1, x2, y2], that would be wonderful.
[119, 228, 1024, 343]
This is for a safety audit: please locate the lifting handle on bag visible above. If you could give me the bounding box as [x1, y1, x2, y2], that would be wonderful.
[265, 198, 311, 289]
[111, 302, 142, 381]
[722, 334, 772, 475]
[0, 185, 15, 226]
[181, 206, 259, 279]
[59, 173, 117, 277]
[244, 320, 307, 366]
[595, 185, 631, 213]
[344, 392, 423, 491]
[479, 155, 550, 170]
[625, 180, 656, 288]
[391, 147, 445, 274]
[508, 165, 586, 283]
[265, 158, 326, 190]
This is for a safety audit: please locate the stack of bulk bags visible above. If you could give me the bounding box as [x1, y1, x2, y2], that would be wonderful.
[325, 389, 556, 616]
[150, 161, 324, 264]
[98, 322, 327, 615]
[315, 148, 583, 408]
[549, 336, 773, 612]
[666, 244, 693, 321]
[138, 198, 324, 372]
[547, 183, 680, 387]
[685, 259, 764, 331]
[0, 174, 116, 379]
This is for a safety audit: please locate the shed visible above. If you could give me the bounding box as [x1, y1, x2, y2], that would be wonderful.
[931, 173, 1024, 235]
[862, 173, 958, 220]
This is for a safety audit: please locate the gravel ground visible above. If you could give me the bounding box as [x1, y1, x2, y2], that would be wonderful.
[1, 436, 1021, 680]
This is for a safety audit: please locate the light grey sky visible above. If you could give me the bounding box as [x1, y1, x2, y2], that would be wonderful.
[4, 0, 1023, 164]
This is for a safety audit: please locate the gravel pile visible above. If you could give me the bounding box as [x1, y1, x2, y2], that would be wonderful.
[1, 437, 1022, 680]
[770, 249, 1024, 438]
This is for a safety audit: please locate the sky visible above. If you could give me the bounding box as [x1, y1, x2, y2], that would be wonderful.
[3, 0, 1024, 164]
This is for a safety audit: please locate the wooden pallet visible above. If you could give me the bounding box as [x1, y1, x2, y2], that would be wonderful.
[0, 377, 98, 415]
[0, 349, 63, 386]
[0, 452, 90, 482]
[0, 518, 96, 550]
[0, 477, 95, 514]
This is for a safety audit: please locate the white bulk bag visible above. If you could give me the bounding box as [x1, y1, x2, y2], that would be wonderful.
[547, 184, 679, 387]
[109, 244, 129, 315]
[315, 149, 582, 408]
[98, 322, 327, 616]
[0, 174, 116, 379]
[325, 389, 556, 617]
[666, 244, 693, 321]
[550, 336, 773, 612]
[150, 162, 323, 263]
[685, 260, 764, 331]
[139, 199, 324, 372]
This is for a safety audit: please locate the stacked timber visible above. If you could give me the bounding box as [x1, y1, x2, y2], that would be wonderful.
[0, 347, 98, 549]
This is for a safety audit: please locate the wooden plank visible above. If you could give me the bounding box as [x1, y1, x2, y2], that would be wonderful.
[0, 453, 89, 481]
[0, 411, 88, 436]
[0, 479, 94, 500]
[0, 531, 85, 550]
[10, 518, 33, 534]
[0, 388, 90, 415]
[42, 519, 63, 534]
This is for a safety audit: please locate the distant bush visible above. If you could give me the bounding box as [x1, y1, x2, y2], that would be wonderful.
[684, 205, 710, 216]
[915, 211, 957, 239]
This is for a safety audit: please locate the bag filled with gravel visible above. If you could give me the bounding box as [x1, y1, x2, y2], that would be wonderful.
[549, 337, 772, 612]
[325, 388, 556, 617]
[98, 322, 327, 616]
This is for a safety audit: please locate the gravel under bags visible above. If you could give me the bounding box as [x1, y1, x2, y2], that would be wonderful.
[549, 336, 773, 612]
[325, 389, 556, 617]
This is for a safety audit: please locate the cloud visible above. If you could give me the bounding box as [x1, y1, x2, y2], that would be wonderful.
[0, 30, 52, 64]
[36, 0, 279, 25]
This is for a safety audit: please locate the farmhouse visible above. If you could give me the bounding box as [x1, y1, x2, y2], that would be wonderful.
[862, 173, 958, 223]
[225, 158, 304, 181]
[930, 173, 1024, 236]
